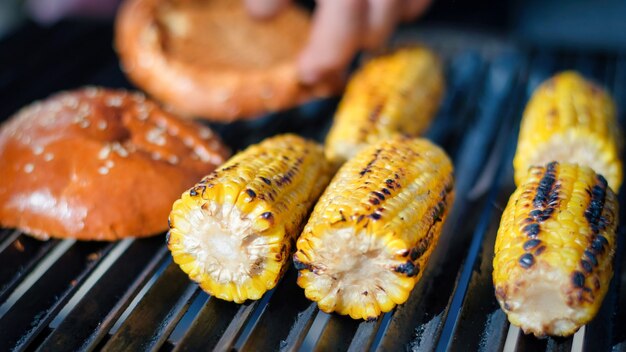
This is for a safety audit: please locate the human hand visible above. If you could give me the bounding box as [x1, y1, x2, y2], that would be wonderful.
[245, 0, 432, 84]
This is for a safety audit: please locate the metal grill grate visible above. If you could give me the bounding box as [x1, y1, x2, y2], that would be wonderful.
[0, 21, 625, 352]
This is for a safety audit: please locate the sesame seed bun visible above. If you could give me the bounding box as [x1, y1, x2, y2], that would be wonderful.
[114, 0, 341, 122]
[0, 88, 230, 241]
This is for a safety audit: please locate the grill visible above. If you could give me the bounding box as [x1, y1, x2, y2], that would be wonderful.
[0, 20, 625, 352]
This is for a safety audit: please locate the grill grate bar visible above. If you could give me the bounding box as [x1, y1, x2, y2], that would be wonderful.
[102, 260, 199, 351]
[38, 237, 168, 351]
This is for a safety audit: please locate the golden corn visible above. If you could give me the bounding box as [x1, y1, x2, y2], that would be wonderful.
[324, 46, 445, 166]
[493, 162, 618, 337]
[168, 134, 332, 303]
[294, 136, 454, 320]
[513, 71, 622, 191]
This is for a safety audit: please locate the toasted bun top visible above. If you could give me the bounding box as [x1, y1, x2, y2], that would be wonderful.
[0, 87, 230, 240]
[115, 0, 340, 121]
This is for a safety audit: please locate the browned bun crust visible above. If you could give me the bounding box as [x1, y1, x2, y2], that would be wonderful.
[115, 0, 340, 122]
[0, 88, 230, 241]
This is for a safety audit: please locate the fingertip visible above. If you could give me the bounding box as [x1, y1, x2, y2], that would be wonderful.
[244, 0, 288, 19]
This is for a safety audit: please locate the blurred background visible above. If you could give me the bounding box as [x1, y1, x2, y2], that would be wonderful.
[1, 0, 626, 50]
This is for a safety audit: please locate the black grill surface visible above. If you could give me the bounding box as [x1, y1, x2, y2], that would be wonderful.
[0, 21, 625, 352]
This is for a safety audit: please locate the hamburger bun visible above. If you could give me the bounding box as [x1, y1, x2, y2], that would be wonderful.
[0, 87, 229, 241]
[115, 0, 340, 121]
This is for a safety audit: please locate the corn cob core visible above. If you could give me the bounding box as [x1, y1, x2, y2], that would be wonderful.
[493, 162, 618, 337]
[513, 71, 622, 192]
[168, 134, 332, 303]
[324, 46, 445, 166]
[294, 137, 454, 320]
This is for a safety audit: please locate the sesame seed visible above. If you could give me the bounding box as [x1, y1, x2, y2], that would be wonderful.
[97, 120, 108, 130]
[199, 128, 212, 139]
[111, 142, 129, 157]
[33, 146, 44, 155]
[183, 137, 194, 148]
[24, 163, 34, 173]
[168, 155, 179, 164]
[106, 96, 123, 107]
[85, 87, 98, 98]
[79, 120, 90, 129]
[146, 127, 166, 146]
[133, 93, 146, 103]
[44, 153, 54, 161]
[98, 145, 111, 160]
[105, 160, 114, 168]
[151, 153, 161, 161]
[98, 167, 109, 175]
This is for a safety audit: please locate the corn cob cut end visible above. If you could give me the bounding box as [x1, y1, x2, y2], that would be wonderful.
[494, 162, 618, 337]
[296, 137, 454, 320]
[168, 134, 331, 303]
[168, 193, 287, 303]
[513, 71, 622, 191]
[513, 130, 623, 192]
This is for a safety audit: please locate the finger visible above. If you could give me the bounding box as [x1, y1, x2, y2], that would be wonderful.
[243, 0, 290, 19]
[298, 0, 367, 84]
[363, 0, 402, 50]
[400, 0, 432, 22]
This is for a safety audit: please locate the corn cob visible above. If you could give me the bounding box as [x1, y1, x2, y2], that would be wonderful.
[294, 136, 454, 320]
[324, 46, 445, 166]
[493, 162, 618, 337]
[167, 134, 332, 303]
[513, 71, 622, 192]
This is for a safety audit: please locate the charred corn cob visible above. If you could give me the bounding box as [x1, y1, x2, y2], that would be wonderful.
[294, 136, 454, 320]
[513, 71, 622, 191]
[324, 46, 445, 166]
[168, 134, 332, 303]
[494, 162, 618, 337]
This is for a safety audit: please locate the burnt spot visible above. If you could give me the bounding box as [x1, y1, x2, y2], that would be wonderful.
[369, 198, 381, 206]
[523, 239, 541, 251]
[534, 246, 546, 256]
[381, 188, 391, 196]
[533, 162, 558, 209]
[591, 236, 607, 253]
[167, 218, 172, 229]
[260, 212, 273, 220]
[369, 213, 382, 221]
[190, 188, 198, 196]
[394, 261, 420, 277]
[523, 224, 540, 237]
[519, 253, 535, 269]
[581, 260, 593, 273]
[245, 189, 257, 199]
[584, 250, 598, 266]
[372, 191, 385, 201]
[366, 316, 378, 322]
[359, 148, 382, 177]
[593, 277, 601, 290]
[572, 271, 585, 288]
[293, 257, 309, 271]
[339, 210, 346, 222]
[362, 291, 369, 296]
[260, 177, 272, 185]
[368, 104, 383, 123]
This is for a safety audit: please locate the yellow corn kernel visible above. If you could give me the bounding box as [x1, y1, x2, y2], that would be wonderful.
[494, 162, 618, 337]
[513, 71, 622, 191]
[324, 46, 445, 166]
[294, 136, 454, 320]
[168, 134, 333, 303]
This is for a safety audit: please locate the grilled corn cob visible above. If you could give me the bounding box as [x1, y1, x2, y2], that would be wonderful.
[294, 136, 454, 320]
[168, 134, 332, 303]
[493, 162, 618, 337]
[324, 46, 445, 166]
[513, 71, 622, 191]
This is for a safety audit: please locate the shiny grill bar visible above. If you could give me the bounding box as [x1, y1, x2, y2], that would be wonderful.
[0, 21, 624, 352]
